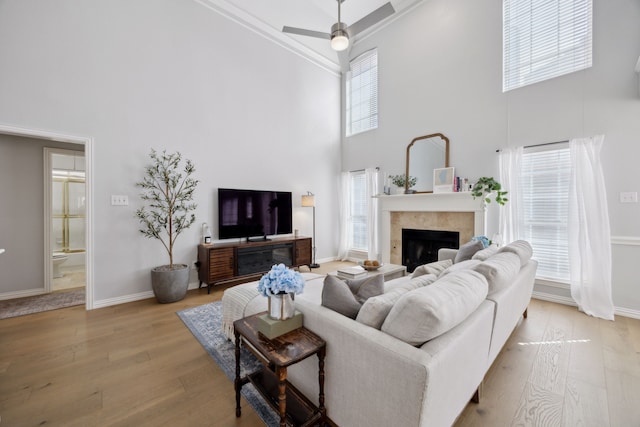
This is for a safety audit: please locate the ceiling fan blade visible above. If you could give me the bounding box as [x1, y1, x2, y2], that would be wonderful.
[282, 26, 331, 40]
[347, 2, 395, 36]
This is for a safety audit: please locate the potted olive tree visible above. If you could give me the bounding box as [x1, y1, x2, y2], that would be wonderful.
[136, 149, 198, 303]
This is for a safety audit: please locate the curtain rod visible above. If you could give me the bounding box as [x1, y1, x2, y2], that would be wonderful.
[350, 166, 380, 172]
[496, 139, 569, 153]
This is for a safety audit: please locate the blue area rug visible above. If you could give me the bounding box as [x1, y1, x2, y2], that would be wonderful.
[176, 301, 279, 426]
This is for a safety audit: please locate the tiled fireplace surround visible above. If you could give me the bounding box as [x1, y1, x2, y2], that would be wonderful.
[378, 193, 486, 265]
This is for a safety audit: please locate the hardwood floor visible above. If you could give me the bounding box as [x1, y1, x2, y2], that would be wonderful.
[1, 264, 639, 426]
[456, 299, 640, 427]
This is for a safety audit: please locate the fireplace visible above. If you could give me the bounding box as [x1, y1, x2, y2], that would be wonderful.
[402, 229, 459, 273]
[377, 193, 486, 266]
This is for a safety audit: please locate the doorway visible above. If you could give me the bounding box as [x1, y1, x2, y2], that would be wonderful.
[0, 124, 93, 309]
[45, 148, 86, 293]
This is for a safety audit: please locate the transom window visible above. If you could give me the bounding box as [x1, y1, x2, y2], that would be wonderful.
[346, 48, 378, 137]
[503, 0, 593, 91]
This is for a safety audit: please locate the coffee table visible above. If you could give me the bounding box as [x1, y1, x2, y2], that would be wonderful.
[333, 263, 407, 282]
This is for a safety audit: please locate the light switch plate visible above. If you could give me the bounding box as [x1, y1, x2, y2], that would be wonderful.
[619, 192, 638, 203]
[111, 195, 129, 206]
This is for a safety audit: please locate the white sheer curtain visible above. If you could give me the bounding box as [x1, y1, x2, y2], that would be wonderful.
[336, 168, 380, 261]
[498, 146, 524, 244]
[569, 135, 614, 320]
[365, 168, 380, 261]
[337, 171, 351, 261]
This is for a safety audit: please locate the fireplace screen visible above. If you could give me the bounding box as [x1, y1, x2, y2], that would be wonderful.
[402, 229, 459, 273]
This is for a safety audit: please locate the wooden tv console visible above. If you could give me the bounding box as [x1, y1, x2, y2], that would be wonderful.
[197, 236, 312, 293]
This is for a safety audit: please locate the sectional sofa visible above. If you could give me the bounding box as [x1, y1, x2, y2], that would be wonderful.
[221, 240, 537, 427]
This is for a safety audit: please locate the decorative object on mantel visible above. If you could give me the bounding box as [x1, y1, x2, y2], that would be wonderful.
[136, 149, 199, 303]
[433, 167, 455, 193]
[471, 177, 508, 205]
[389, 174, 417, 194]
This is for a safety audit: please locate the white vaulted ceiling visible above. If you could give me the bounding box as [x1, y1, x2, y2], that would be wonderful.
[194, 0, 426, 73]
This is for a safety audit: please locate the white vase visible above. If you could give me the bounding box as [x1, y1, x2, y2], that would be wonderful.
[268, 293, 295, 320]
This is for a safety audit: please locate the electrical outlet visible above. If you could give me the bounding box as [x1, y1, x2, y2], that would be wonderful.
[111, 195, 129, 206]
[619, 192, 638, 203]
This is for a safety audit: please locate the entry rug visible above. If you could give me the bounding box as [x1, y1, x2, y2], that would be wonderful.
[0, 288, 85, 319]
[176, 301, 280, 426]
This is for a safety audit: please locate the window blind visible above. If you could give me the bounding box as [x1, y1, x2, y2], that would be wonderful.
[349, 171, 368, 251]
[520, 145, 571, 281]
[346, 49, 378, 137]
[503, 0, 592, 92]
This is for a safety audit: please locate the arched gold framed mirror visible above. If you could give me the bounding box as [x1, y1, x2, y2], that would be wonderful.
[405, 133, 450, 193]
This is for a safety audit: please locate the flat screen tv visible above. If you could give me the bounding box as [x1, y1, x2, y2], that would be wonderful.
[217, 188, 293, 241]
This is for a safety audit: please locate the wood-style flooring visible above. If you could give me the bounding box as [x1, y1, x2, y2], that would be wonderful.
[1, 262, 639, 426]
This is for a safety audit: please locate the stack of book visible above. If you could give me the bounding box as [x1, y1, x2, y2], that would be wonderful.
[337, 266, 367, 279]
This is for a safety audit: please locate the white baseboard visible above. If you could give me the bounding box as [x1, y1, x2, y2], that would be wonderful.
[613, 306, 640, 320]
[93, 290, 155, 309]
[92, 280, 203, 309]
[532, 291, 640, 320]
[0, 288, 46, 301]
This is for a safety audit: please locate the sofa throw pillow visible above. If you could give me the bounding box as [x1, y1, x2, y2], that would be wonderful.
[498, 240, 533, 267]
[411, 259, 453, 278]
[357, 274, 438, 329]
[454, 240, 484, 263]
[473, 252, 521, 295]
[381, 270, 489, 346]
[321, 274, 385, 319]
[471, 244, 499, 261]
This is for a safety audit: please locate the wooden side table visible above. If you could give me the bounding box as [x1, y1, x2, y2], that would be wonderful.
[234, 313, 327, 427]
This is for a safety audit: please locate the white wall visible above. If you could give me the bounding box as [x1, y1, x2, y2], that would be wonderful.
[0, 0, 341, 305]
[344, 0, 640, 315]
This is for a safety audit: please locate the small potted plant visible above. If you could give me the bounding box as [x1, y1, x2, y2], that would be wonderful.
[389, 174, 417, 194]
[471, 177, 508, 205]
[257, 264, 305, 320]
[136, 149, 199, 303]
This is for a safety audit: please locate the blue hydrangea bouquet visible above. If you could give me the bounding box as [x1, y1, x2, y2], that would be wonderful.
[257, 264, 305, 297]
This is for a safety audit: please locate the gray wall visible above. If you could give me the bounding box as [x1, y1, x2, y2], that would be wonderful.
[0, 0, 341, 305]
[0, 136, 82, 295]
[343, 0, 640, 315]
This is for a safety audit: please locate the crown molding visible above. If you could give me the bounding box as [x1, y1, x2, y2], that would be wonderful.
[193, 0, 342, 77]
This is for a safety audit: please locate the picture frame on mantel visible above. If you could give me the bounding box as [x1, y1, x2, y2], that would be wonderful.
[433, 167, 455, 193]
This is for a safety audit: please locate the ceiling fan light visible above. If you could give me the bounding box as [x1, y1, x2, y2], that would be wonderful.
[331, 30, 349, 51]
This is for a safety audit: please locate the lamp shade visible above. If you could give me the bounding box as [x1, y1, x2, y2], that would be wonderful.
[301, 194, 315, 207]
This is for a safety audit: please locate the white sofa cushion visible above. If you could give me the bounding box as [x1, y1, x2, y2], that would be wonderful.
[473, 252, 521, 295]
[498, 240, 533, 267]
[411, 259, 452, 278]
[440, 259, 482, 276]
[381, 270, 489, 345]
[356, 274, 437, 329]
[472, 244, 499, 261]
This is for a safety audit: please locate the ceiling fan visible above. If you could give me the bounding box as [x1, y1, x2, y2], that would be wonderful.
[283, 1, 395, 52]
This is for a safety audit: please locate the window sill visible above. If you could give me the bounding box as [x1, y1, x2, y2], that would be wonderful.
[535, 277, 570, 289]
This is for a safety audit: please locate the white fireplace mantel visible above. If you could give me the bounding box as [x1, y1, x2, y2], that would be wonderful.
[376, 192, 486, 264]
